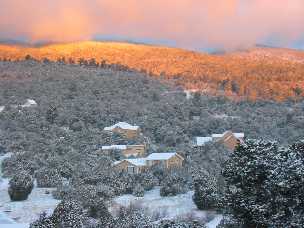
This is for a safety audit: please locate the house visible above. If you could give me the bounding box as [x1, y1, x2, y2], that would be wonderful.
[194, 131, 244, 151]
[211, 132, 244, 141]
[146, 152, 184, 169]
[101, 144, 146, 158]
[194, 137, 213, 147]
[113, 152, 184, 173]
[214, 131, 244, 151]
[113, 158, 147, 174]
[104, 122, 140, 139]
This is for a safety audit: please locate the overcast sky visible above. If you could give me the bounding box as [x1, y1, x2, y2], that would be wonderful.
[0, 0, 303, 51]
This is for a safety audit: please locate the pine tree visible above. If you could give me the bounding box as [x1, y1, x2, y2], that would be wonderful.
[222, 140, 304, 227]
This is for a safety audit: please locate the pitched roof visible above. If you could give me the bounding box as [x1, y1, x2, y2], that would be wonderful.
[102, 145, 127, 150]
[212, 132, 244, 139]
[146, 152, 182, 161]
[104, 122, 139, 131]
[114, 158, 147, 167]
[195, 137, 213, 146]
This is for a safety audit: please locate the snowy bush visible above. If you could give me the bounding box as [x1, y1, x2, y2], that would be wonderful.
[192, 170, 219, 210]
[52, 182, 74, 200]
[136, 172, 159, 191]
[86, 198, 112, 221]
[50, 200, 85, 228]
[8, 171, 34, 201]
[216, 216, 243, 228]
[133, 184, 145, 197]
[114, 204, 152, 228]
[35, 168, 63, 188]
[160, 172, 187, 197]
[30, 212, 56, 228]
[96, 183, 115, 200]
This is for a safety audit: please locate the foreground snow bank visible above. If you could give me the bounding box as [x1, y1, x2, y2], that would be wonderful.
[110, 187, 222, 227]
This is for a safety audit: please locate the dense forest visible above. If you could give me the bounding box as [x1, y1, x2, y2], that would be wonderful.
[0, 41, 304, 101]
[0, 59, 304, 227]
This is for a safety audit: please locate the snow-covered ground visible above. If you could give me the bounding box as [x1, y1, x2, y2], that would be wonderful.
[0, 153, 60, 227]
[110, 187, 222, 227]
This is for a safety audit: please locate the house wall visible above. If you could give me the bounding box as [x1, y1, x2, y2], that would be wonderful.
[217, 134, 240, 151]
[114, 160, 145, 174]
[147, 155, 183, 169]
[112, 127, 140, 139]
[123, 145, 146, 157]
[167, 155, 183, 169]
[223, 136, 240, 151]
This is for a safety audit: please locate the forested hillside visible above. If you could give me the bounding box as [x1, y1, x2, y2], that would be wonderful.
[0, 60, 304, 226]
[0, 41, 304, 101]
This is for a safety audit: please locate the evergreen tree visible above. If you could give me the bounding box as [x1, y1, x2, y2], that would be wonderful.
[222, 140, 304, 227]
[192, 169, 219, 210]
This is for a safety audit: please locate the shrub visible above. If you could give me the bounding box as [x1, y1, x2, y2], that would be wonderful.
[160, 172, 187, 197]
[35, 168, 62, 188]
[160, 184, 179, 197]
[8, 171, 34, 201]
[51, 200, 85, 228]
[192, 170, 219, 210]
[133, 184, 144, 197]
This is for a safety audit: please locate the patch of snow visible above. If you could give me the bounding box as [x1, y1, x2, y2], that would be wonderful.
[184, 90, 198, 100]
[0, 106, 5, 113]
[213, 114, 240, 120]
[206, 215, 223, 228]
[21, 99, 37, 108]
[110, 188, 222, 225]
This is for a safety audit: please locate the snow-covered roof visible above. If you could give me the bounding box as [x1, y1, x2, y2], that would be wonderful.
[104, 122, 139, 131]
[21, 99, 37, 108]
[114, 158, 147, 167]
[195, 137, 213, 146]
[212, 132, 244, 139]
[102, 145, 127, 150]
[146, 153, 180, 161]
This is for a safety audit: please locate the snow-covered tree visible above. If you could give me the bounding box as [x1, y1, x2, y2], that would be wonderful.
[35, 167, 62, 188]
[192, 169, 219, 210]
[133, 184, 145, 197]
[222, 140, 304, 227]
[8, 171, 34, 201]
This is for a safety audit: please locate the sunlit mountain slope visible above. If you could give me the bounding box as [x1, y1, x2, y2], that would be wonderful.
[0, 41, 303, 101]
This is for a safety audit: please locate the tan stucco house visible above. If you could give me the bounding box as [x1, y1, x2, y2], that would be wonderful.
[104, 122, 140, 139]
[101, 144, 146, 158]
[194, 131, 244, 151]
[113, 152, 184, 174]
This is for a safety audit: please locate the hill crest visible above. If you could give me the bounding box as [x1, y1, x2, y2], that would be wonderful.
[0, 41, 304, 101]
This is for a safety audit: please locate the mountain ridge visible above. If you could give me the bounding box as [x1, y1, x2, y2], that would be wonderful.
[0, 41, 303, 101]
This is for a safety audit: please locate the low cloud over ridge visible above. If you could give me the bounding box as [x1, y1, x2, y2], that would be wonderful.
[0, 0, 303, 50]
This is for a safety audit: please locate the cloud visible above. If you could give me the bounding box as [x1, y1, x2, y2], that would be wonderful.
[0, 0, 303, 50]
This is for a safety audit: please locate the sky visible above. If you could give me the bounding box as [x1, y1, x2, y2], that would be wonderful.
[0, 0, 303, 51]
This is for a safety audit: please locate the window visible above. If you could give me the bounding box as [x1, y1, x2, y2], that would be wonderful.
[127, 166, 135, 174]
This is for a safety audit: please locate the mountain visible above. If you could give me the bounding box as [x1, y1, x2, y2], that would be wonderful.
[0, 41, 303, 101]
